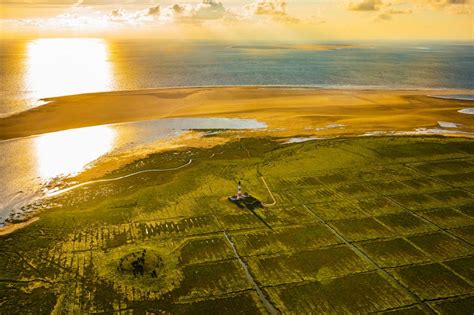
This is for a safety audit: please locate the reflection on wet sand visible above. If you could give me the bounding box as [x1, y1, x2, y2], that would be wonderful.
[34, 125, 116, 180]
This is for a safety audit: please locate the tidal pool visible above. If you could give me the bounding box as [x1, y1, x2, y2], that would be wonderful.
[458, 108, 474, 114]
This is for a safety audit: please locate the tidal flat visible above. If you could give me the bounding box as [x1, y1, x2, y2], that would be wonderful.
[1, 135, 473, 313]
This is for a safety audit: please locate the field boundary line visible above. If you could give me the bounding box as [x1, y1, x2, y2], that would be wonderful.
[302, 204, 435, 314]
[403, 162, 474, 195]
[223, 231, 280, 315]
[356, 173, 474, 287]
[382, 194, 474, 287]
[360, 169, 474, 286]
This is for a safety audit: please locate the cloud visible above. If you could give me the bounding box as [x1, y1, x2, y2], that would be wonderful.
[156, 0, 229, 23]
[3, 0, 300, 26]
[348, 0, 473, 15]
[108, 7, 144, 23]
[110, 9, 124, 18]
[418, 0, 473, 13]
[1, 0, 76, 4]
[191, 0, 227, 20]
[387, 8, 413, 14]
[374, 7, 412, 20]
[99, 0, 230, 25]
[378, 6, 414, 20]
[6, 11, 111, 30]
[244, 0, 299, 23]
[420, 0, 471, 7]
[376, 12, 391, 20]
[171, 4, 185, 15]
[347, 0, 419, 21]
[1, 0, 310, 37]
[146, 5, 160, 17]
[252, 0, 288, 15]
[1, 0, 155, 5]
[348, 0, 383, 11]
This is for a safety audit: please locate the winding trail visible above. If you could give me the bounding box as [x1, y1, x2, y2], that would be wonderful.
[260, 176, 277, 207]
[47, 159, 193, 198]
[2, 151, 218, 235]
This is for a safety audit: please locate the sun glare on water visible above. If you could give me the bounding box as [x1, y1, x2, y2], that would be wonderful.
[34, 125, 116, 180]
[24, 38, 114, 101]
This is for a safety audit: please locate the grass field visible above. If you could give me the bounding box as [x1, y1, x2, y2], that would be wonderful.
[0, 135, 473, 313]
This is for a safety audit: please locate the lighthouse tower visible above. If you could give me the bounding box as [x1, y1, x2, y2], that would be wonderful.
[237, 181, 243, 199]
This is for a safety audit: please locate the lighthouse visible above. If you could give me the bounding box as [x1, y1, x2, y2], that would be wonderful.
[237, 181, 243, 199]
[228, 180, 263, 210]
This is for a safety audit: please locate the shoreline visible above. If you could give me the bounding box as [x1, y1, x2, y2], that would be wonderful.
[0, 217, 39, 237]
[35, 84, 474, 97]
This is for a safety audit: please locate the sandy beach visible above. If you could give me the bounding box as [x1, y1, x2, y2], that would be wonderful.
[0, 87, 473, 140]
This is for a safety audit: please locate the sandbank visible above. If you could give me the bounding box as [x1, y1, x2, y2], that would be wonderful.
[0, 87, 473, 140]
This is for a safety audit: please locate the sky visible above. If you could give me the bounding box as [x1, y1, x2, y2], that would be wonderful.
[1, 0, 473, 40]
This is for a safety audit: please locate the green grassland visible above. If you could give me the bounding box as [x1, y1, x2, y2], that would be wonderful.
[1, 136, 473, 314]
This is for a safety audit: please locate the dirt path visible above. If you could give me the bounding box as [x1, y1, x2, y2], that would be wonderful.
[260, 176, 277, 207]
[0, 159, 194, 237]
[47, 159, 193, 198]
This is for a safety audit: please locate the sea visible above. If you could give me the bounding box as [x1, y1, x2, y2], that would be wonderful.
[0, 38, 473, 224]
[0, 39, 473, 116]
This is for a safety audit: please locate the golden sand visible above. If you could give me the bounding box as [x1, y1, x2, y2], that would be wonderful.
[0, 217, 39, 237]
[0, 87, 472, 140]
